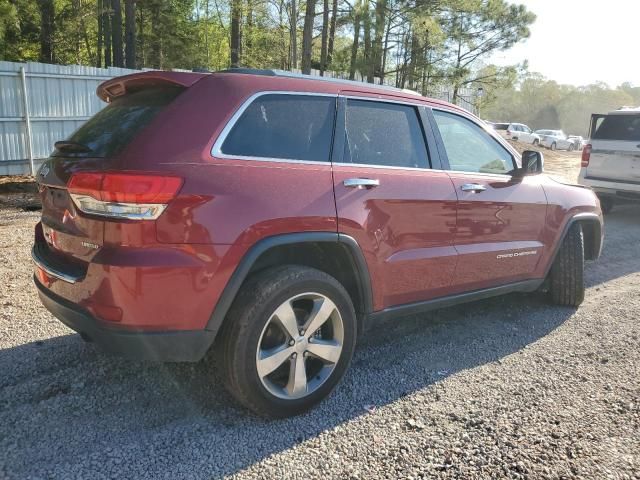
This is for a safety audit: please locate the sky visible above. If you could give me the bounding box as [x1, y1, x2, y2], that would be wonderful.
[489, 0, 639, 87]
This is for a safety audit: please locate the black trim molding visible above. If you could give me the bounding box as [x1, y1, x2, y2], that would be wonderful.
[205, 232, 373, 333]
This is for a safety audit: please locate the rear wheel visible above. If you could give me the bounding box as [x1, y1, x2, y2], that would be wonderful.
[548, 223, 585, 307]
[568, 143, 575, 152]
[533, 139, 540, 146]
[216, 265, 357, 418]
[551, 142, 557, 151]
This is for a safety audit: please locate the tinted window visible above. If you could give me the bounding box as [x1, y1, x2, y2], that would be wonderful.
[221, 94, 335, 161]
[433, 110, 514, 174]
[343, 100, 428, 168]
[53, 87, 183, 158]
[592, 114, 640, 141]
[494, 123, 509, 130]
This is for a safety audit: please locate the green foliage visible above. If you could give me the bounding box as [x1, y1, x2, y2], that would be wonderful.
[483, 70, 636, 135]
[1, 0, 635, 129]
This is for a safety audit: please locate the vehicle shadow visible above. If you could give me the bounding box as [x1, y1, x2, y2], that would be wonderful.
[1, 292, 575, 479]
[585, 204, 640, 288]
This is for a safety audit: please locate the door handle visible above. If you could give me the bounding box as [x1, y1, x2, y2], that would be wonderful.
[344, 178, 380, 189]
[460, 183, 487, 193]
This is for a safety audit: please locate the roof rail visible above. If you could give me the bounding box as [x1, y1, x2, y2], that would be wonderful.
[216, 67, 422, 97]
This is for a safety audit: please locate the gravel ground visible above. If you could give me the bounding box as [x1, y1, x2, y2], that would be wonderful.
[1, 197, 639, 479]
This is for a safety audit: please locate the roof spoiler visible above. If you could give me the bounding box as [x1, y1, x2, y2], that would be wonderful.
[97, 71, 208, 102]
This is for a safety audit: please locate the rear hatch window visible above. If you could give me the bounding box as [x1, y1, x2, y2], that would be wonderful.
[53, 87, 183, 158]
[592, 114, 640, 141]
[494, 123, 509, 130]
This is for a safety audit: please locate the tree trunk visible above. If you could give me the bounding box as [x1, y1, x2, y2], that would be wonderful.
[407, 29, 418, 89]
[301, 0, 316, 74]
[380, 10, 392, 85]
[97, 0, 103, 67]
[149, 3, 161, 68]
[104, 3, 112, 67]
[319, 0, 329, 75]
[290, 0, 297, 68]
[204, 0, 210, 65]
[372, 0, 386, 83]
[246, 0, 253, 54]
[363, 0, 372, 83]
[349, 0, 361, 80]
[327, 0, 337, 65]
[137, 5, 145, 67]
[37, 0, 55, 63]
[230, 0, 242, 67]
[111, 0, 124, 67]
[124, 0, 136, 68]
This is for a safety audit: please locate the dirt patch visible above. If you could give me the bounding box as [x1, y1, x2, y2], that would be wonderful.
[0, 176, 40, 211]
[508, 140, 582, 183]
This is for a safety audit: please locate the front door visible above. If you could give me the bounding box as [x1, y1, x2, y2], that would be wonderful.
[332, 96, 458, 310]
[430, 109, 548, 292]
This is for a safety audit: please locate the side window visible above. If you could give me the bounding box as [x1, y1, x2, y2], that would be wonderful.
[433, 110, 515, 175]
[343, 99, 429, 169]
[220, 94, 336, 162]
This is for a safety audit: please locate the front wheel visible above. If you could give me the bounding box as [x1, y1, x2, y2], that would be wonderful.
[216, 265, 357, 418]
[548, 223, 585, 306]
[533, 139, 540, 146]
[551, 142, 557, 151]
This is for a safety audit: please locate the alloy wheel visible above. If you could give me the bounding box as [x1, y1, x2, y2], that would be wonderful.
[255, 292, 344, 400]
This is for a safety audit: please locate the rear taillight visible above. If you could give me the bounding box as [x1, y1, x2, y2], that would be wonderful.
[506, 129, 512, 137]
[68, 172, 183, 220]
[581, 144, 592, 167]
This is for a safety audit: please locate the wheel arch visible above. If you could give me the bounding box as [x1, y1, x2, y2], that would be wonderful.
[544, 212, 603, 277]
[206, 233, 373, 337]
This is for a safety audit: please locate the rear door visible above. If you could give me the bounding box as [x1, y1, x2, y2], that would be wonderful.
[586, 113, 640, 182]
[332, 96, 458, 310]
[430, 108, 548, 292]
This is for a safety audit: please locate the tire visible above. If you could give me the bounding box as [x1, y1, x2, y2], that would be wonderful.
[216, 265, 357, 418]
[533, 139, 540, 146]
[551, 142, 557, 151]
[598, 195, 614, 214]
[548, 223, 585, 306]
[568, 143, 575, 152]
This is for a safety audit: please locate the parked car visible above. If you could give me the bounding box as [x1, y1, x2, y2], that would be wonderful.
[32, 69, 603, 418]
[493, 122, 541, 145]
[579, 108, 640, 213]
[535, 130, 575, 151]
[568, 135, 585, 150]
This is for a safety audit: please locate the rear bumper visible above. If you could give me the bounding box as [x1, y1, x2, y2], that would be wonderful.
[579, 174, 640, 201]
[35, 278, 215, 362]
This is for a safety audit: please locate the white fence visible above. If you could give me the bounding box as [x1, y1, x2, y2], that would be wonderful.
[0, 61, 477, 176]
[0, 61, 139, 175]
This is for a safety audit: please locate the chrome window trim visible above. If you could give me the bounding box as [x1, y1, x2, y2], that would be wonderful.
[430, 106, 519, 177]
[333, 162, 437, 173]
[338, 95, 433, 171]
[211, 91, 338, 165]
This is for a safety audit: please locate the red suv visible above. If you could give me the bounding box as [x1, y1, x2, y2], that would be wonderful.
[33, 69, 603, 417]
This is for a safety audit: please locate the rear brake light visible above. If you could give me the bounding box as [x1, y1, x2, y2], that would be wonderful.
[581, 144, 592, 167]
[68, 172, 182, 220]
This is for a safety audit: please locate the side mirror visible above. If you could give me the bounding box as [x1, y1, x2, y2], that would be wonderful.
[516, 150, 544, 176]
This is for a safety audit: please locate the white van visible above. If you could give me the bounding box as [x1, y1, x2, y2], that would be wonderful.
[579, 108, 640, 212]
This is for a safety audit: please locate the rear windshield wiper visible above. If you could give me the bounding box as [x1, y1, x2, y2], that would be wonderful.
[54, 141, 93, 153]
